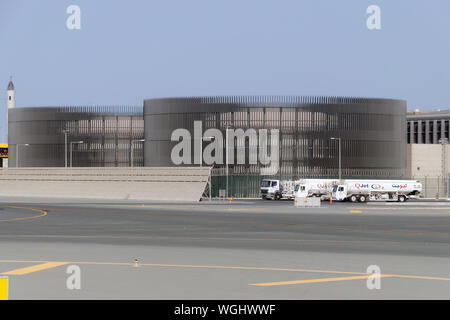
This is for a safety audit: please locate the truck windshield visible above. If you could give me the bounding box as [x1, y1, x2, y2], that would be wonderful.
[332, 185, 338, 193]
[261, 181, 271, 187]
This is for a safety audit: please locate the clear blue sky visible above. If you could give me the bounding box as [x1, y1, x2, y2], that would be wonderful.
[1, 0, 449, 110]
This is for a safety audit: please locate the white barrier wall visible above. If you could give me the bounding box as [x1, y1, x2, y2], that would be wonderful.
[294, 197, 321, 207]
[0, 167, 211, 201]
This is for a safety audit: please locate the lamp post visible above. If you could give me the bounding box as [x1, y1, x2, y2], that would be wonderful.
[63, 130, 70, 168]
[70, 141, 84, 168]
[130, 139, 145, 167]
[15, 143, 29, 167]
[439, 138, 448, 199]
[225, 126, 230, 198]
[330, 137, 342, 181]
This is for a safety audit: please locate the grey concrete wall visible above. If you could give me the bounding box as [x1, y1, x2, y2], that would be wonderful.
[407, 144, 450, 178]
[0, 167, 211, 201]
[406, 144, 450, 198]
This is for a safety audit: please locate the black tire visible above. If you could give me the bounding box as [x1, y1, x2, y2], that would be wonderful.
[359, 195, 367, 203]
[398, 195, 406, 202]
[350, 195, 358, 203]
[275, 193, 281, 200]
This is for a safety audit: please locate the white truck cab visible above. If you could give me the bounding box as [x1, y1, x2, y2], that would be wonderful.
[294, 184, 309, 198]
[260, 179, 281, 200]
[333, 184, 347, 201]
[260, 179, 296, 200]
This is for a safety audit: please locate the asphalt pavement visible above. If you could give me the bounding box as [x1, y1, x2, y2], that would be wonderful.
[1, 197, 450, 299]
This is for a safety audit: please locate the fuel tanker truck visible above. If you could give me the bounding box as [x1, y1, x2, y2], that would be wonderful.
[260, 179, 339, 200]
[294, 179, 339, 199]
[332, 180, 422, 202]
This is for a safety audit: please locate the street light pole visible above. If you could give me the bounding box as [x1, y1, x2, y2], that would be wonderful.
[439, 137, 449, 199]
[63, 130, 69, 168]
[130, 139, 145, 167]
[226, 127, 229, 198]
[70, 141, 84, 168]
[331, 137, 342, 181]
[15, 143, 29, 167]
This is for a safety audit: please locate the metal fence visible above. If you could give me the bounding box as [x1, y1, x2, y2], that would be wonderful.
[210, 174, 450, 199]
[412, 176, 450, 199]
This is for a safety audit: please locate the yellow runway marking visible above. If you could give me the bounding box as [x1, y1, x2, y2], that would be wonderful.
[1, 262, 67, 275]
[225, 208, 266, 212]
[0, 277, 8, 300]
[0, 259, 366, 275]
[350, 210, 362, 213]
[2, 259, 450, 286]
[0, 207, 48, 223]
[250, 274, 392, 286]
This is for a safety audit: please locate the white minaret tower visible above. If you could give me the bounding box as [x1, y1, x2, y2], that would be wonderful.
[6, 78, 15, 109]
[5, 78, 15, 146]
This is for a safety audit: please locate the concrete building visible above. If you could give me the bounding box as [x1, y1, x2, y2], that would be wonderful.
[407, 109, 450, 144]
[406, 109, 450, 198]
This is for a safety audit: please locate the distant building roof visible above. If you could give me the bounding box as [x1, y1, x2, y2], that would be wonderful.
[407, 109, 450, 120]
[7, 81, 14, 91]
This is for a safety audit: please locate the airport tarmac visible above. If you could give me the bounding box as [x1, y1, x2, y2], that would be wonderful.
[1, 197, 450, 299]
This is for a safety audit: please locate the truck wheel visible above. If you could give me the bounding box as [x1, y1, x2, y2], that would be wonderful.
[275, 193, 281, 200]
[398, 195, 406, 202]
[350, 195, 357, 203]
[359, 195, 367, 203]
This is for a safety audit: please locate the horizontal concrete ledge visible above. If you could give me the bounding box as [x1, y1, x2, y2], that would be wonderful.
[0, 167, 211, 202]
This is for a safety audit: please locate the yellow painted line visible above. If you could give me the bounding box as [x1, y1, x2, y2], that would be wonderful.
[0, 207, 48, 223]
[387, 274, 450, 282]
[0, 277, 8, 300]
[350, 210, 362, 213]
[225, 208, 266, 212]
[1, 259, 450, 285]
[1, 262, 68, 276]
[0, 259, 368, 276]
[250, 274, 392, 286]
